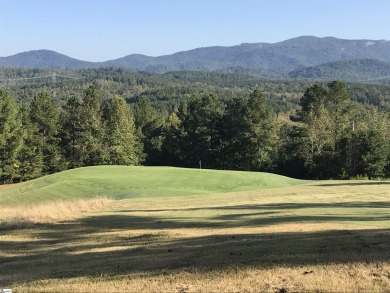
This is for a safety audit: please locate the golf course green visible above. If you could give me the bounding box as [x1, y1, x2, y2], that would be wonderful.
[0, 165, 306, 206]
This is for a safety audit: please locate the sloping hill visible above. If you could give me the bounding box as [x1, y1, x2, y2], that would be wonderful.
[0, 50, 95, 69]
[289, 59, 390, 81]
[0, 166, 306, 206]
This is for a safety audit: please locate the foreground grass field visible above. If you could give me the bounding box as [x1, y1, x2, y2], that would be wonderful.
[0, 166, 389, 292]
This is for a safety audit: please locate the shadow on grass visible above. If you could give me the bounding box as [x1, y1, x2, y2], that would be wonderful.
[313, 181, 390, 187]
[122, 200, 390, 213]
[1, 201, 390, 286]
[76, 212, 390, 231]
[1, 225, 389, 285]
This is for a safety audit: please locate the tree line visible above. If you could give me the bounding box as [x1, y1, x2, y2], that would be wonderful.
[1, 80, 390, 184]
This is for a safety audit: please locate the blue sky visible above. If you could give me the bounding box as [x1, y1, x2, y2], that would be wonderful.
[1, 0, 389, 61]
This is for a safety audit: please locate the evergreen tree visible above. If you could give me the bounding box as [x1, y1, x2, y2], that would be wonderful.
[218, 97, 252, 170]
[30, 91, 63, 174]
[356, 108, 390, 178]
[17, 104, 43, 181]
[177, 95, 224, 168]
[133, 96, 164, 165]
[326, 81, 354, 140]
[218, 89, 276, 171]
[160, 112, 183, 166]
[295, 84, 327, 121]
[0, 89, 24, 183]
[246, 88, 277, 170]
[105, 96, 140, 165]
[59, 95, 84, 168]
[275, 121, 308, 179]
[79, 85, 106, 165]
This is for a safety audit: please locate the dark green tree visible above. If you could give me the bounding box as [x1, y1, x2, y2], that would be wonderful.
[218, 89, 276, 171]
[59, 95, 84, 168]
[177, 95, 224, 168]
[246, 88, 277, 170]
[274, 121, 308, 179]
[79, 85, 106, 165]
[326, 80, 354, 140]
[295, 84, 327, 121]
[356, 109, 390, 178]
[17, 104, 44, 181]
[0, 89, 24, 183]
[133, 96, 164, 165]
[30, 91, 63, 174]
[218, 97, 252, 169]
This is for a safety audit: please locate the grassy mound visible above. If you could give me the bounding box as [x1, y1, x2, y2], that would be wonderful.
[0, 165, 306, 206]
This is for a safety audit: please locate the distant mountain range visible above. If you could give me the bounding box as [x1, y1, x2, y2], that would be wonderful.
[289, 59, 390, 81]
[1, 36, 390, 81]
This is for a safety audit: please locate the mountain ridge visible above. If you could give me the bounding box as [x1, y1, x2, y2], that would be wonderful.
[1, 36, 390, 79]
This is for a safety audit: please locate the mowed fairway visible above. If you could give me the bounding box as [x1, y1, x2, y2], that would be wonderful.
[0, 166, 390, 292]
[0, 166, 304, 206]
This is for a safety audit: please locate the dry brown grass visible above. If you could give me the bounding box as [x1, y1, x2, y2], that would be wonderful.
[1, 181, 390, 292]
[0, 197, 112, 229]
[14, 263, 390, 293]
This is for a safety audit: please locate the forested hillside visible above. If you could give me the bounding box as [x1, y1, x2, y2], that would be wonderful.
[1, 68, 390, 183]
[2, 68, 390, 110]
[289, 59, 390, 82]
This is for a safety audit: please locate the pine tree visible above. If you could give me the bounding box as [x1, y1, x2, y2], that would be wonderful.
[0, 90, 24, 183]
[30, 91, 63, 174]
[79, 85, 106, 165]
[59, 95, 84, 168]
[17, 104, 44, 181]
[295, 84, 327, 121]
[105, 96, 140, 165]
[246, 88, 277, 170]
[357, 108, 390, 178]
[133, 96, 163, 165]
[326, 81, 354, 140]
[218, 97, 252, 170]
[177, 95, 224, 168]
[160, 112, 184, 166]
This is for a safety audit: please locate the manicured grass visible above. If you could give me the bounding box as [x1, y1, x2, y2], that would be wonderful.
[0, 165, 306, 206]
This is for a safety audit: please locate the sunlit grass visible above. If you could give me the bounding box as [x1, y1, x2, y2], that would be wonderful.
[0, 165, 306, 206]
[14, 263, 390, 293]
[0, 197, 112, 229]
[1, 182, 390, 291]
[0, 168, 389, 292]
